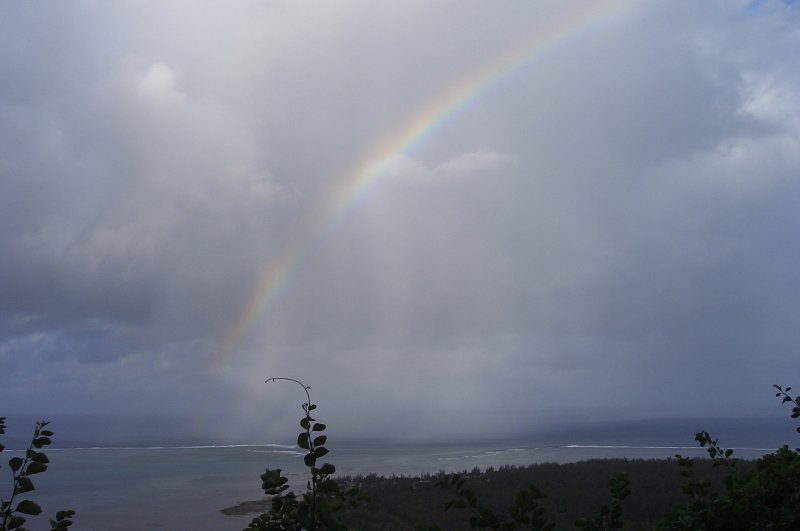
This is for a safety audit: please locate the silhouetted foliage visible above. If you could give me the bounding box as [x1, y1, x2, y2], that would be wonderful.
[660, 384, 800, 530]
[425, 384, 800, 531]
[332, 383, 800, 530]
[0, 418, 75, 531]
[244, 378, 363, 531]
[331, 459, 740, 530]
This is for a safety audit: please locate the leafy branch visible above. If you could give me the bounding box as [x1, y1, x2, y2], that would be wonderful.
[661, 384, 800, 529]
[0, 418, 75, 530]
[245, 378, 362, 531]
[774, 384, 800, 434]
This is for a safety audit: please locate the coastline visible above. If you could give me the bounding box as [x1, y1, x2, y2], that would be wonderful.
[221, 497, 273, 516]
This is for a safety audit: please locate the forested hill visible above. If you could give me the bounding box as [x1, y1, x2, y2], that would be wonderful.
[333, 458, 742, 530]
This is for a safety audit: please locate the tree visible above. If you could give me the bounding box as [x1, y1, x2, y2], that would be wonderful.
[660, 385, 800, 530]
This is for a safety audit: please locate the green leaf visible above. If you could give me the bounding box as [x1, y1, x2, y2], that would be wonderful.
[312, 447, 329, 459]
[319, 463, 335, 475]
[9, 456, 23, 471]
[33, 436, 52, 448]
[300, 417, 310, 430]
[297, 433, 310, 450]
[25, 461, 48, 475]
[15, 499, 42, 515]
[15, 476, 35, 495]
[313, 435, 327, 446]
[7, 515, 26, 529]
[40, 430, 54, 437]
[312, 423, 326, 431]
[27, 450, 49, 464]
[260, 468, 287, 487]
[304, 453, 316, 467]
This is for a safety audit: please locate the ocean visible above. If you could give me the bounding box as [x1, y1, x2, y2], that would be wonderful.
[4, 417, 792, 530]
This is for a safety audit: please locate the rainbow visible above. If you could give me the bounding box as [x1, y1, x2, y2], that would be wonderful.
[215, 0, 630, 369]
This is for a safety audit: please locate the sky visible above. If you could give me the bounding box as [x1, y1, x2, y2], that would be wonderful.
[2, 0, 800, 445]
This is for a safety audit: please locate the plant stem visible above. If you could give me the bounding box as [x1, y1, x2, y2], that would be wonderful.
[266, 377, 317, 531]
[1, 422, 42, 528]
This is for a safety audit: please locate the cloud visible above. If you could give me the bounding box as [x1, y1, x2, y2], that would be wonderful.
[137, 62, 181, 100]
[436, 149, 511, 176]
[1, 1, 799, 443]
[739, 72, 800, 130]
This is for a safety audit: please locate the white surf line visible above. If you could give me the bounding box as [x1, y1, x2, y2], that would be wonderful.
[565, 444, 776, 451]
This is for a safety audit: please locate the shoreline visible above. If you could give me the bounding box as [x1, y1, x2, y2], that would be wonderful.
[221, 497, 273, 516]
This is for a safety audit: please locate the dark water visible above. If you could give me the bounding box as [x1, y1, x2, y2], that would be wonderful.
[6, 417, 792, 530]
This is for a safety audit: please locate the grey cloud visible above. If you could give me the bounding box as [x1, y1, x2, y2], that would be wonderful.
[1, 1, 799, 442]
